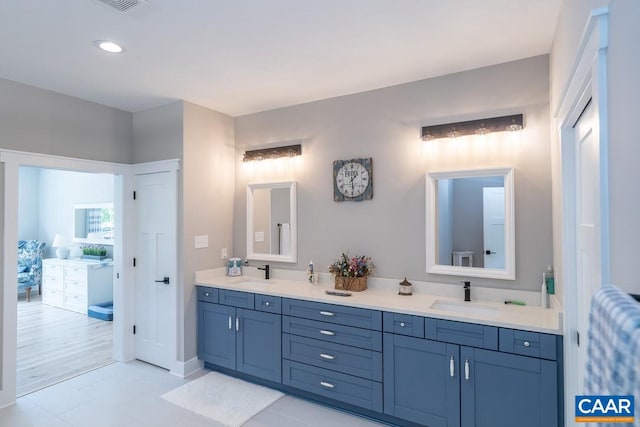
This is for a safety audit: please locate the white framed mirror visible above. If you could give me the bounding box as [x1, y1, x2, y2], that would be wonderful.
[72, 202, 115, 245]
[247, 181, 297, 263]
[426, 168, 515, 280]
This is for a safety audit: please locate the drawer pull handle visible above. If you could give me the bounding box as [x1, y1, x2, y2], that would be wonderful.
[228, 316, 232, 330]
[400, 322, 406, 327]
[319, 330, 335, 336]
[523, 341, 530, 347]
[450, 356, 455, 377]
[236, 317, 240, 332]
[320, 381, 335, 389]
[320, 311, 335, 317]
[265, 301, 271, 306]
[204, 292, 210, 297]
[320, 353, 335, 360]
[464, 359, 470, 381]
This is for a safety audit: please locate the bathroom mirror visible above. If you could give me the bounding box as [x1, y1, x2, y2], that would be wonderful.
[426, 168, 515, 280]
[72, 203, 115, 245]
[247, 181, 297, 263]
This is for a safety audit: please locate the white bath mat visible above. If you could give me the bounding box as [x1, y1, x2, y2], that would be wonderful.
[161, 371, 284, 426]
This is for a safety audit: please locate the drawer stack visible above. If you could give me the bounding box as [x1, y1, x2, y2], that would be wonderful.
[42, 261, 64, 307]
[282, 298, 383, 412]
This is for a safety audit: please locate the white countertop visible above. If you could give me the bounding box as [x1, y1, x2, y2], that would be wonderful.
[194, 268, 563, 335]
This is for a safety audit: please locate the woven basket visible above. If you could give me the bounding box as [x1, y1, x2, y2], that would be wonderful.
[334, 276, 367, 292]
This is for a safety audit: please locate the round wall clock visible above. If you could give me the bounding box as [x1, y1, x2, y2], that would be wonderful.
[333, 158, 373, 201]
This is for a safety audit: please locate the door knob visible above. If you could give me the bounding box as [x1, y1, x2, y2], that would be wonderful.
[155, 277, 170, 284]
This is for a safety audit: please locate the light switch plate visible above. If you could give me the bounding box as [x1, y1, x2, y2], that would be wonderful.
[221, 247, 228, 259]
[194, 235, 209, 249]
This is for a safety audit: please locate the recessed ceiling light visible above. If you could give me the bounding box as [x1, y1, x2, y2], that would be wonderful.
[93, 40, 124, 53]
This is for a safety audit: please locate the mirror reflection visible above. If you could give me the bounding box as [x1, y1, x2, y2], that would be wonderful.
[73, 203, 114, 244]
[426, 168, 515, 280]
[247, 181, 297, 263]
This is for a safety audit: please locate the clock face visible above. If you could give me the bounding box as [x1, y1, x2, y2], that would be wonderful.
[333, 158, 373, 201]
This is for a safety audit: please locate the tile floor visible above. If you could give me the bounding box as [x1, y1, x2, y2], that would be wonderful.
[0, 361, 388, 426]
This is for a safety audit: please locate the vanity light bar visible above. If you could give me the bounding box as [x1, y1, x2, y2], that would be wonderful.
[242, 144, 302, 162]
[421, 114, 524, 141]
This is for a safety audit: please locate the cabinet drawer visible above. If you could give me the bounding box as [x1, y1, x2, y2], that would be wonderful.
[65, 266, 88, 282]
[425, 318, 498, 350]
[283, 333, 382, 381]
[64, 294, 87, 313]
[499, 329, 558, 360]
[43, 264, 63, 278]
[197, 287, 219, 303]
[283, 299, 382, 330]
[383, 312, 425, 338]
[65, 280, 87, 297]
[283, 316, 382, 351]
[283, 360, 383, 412]
[43, 276, 63, 291]
[254, 294, 282, 314]
[219, 290, 254, 309]
[43, 289, 64, 307]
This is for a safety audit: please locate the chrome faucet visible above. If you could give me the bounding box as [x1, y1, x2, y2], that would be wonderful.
[258, 264, 270, 280]
[462, 281, 471, 302]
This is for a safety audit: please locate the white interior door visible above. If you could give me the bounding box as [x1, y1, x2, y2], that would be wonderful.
[574, 101, 600, 391]
[134, 171, 177, 370]
[483, 187, 505, 269]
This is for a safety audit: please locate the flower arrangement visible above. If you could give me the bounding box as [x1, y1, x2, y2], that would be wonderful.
[81, 245, 107, 257]
[329, 253, 375, 278]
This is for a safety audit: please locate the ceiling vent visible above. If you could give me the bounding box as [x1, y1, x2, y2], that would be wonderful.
[94, 0, 148, 13]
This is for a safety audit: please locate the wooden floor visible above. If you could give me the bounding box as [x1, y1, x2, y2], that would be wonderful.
[16, 292, 113, 396]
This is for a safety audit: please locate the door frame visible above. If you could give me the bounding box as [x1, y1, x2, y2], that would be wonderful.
[554, 8, 609, 426]
[132, 160, 180, 373]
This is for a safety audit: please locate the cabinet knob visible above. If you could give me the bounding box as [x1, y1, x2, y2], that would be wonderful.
[265, 301, 271, 306]
[523, 341, 530, 347]
[204, 292, 210, 297]
[400, 322, 405, 327]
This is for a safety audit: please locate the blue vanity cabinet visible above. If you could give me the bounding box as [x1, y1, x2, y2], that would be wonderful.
[383, 332, 461, 427]
[197, 287, 282, 383]
[460, 347, 558, 427]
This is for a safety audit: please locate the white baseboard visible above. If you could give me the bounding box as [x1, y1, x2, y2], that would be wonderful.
[171, 357, 204, 378]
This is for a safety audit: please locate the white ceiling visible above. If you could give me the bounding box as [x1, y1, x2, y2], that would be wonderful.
[0, 0, 562, 117]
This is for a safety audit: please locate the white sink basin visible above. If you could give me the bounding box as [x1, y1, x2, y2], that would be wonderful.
[430, 300, 499, 315]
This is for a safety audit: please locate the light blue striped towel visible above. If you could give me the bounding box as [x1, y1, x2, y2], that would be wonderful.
[585, 284, 640, 427]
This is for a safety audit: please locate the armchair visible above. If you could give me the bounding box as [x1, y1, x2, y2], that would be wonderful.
[17, 240, 46, 302]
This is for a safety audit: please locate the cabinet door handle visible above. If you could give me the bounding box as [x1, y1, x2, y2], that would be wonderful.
[523, 341, 530, 347]
[450, 356, 455, 377]
[204, 292, 210, 297]
[319, 330, 335, 336]
[320, 381, 335, 389]
[464, 359, 470, 381]
[265, 301, 271, 307]
[319, 311, 335, 317]
[228, 316, 232, 330]
[235, 317, 240, 332]
[400, 322, 406, 327]
[320, 353, 335, 360]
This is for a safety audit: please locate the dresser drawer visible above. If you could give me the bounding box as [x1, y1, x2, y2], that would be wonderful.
[255, 294, 282, 314]
[283, 334, 382, 381]
[65, 280, 87, 297]
[64, 294, 87, 314]
[383, 312, 425, 338]
[43, 276, 63, 291]
[43, 263, 64, 278]
[283, 316, 382, 351]
[197, 286, 219, 303]
[219, 289, 254, 309]
[283, 360, 383, 412]
[499, 328, 558, 360]
[43, 288, 64, 307]
[64, 266, 88, 282]
[283, 299, 382, 330]
[425, 318, 498, 350]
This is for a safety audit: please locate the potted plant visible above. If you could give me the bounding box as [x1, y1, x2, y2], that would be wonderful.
[81, 245, 108, 260]
[328, 253, 375, 292]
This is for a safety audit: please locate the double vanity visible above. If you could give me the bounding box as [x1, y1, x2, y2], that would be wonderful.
[195, 270, 563, 427]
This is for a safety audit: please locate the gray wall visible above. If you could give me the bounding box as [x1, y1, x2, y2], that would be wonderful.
[235, 55, 553, 292]
[181, 101, 235, 362]
[550, 0, 640, 295]
[18, 167, 40, 240]
[132, 102, 183, 163]
[0, 79, 132, 163]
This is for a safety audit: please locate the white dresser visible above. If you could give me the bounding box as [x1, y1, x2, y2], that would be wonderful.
[42, 258, 113, 315]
